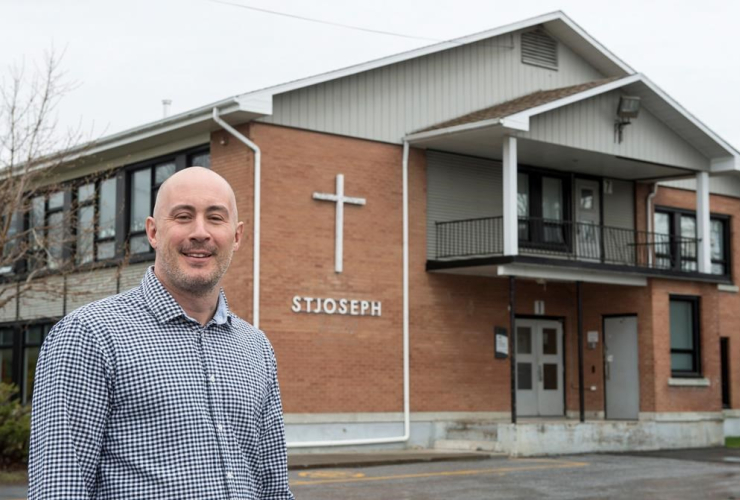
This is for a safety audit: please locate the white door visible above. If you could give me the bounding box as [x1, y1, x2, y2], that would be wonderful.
[575, 179, 601, 261]
[516, 319, 564, 417]
[605, 316, 640, 420]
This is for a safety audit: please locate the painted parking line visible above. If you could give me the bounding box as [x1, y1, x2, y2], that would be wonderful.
[291, 458, 589, 486]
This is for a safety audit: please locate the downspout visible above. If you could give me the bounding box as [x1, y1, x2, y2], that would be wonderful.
[212, 108, 261, 329]
[286, 141, 412, 448]
[646, 183, 659, 267]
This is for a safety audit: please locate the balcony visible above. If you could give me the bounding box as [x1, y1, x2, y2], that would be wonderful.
[430, 216, 721, 280]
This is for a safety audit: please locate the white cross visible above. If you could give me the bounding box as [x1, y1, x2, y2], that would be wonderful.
[313, 174, 366, 273]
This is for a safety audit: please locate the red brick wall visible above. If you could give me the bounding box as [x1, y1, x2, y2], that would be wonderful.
[211, 122, 736, 416]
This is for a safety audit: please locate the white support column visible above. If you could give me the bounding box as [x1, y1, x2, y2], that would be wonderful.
[696, 171, 711, 273]
[503, 136, 519, 256]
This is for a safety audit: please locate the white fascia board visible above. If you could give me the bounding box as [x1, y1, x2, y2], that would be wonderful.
[496, 264, 648, 287]
[555, 15, 634, 75]
[710, 157, 740, 173]
[66, 96, 271, 162]
[639, 77, 740, 159]
[506, 74, 642, 124]
[404, 118, 504, 144]
[235, 11, 633, 102]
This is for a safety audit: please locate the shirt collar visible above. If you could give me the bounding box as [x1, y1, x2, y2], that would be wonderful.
[141, 266, 232, 326]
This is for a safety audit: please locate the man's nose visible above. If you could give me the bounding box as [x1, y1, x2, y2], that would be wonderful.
[189, 215, 211, 241]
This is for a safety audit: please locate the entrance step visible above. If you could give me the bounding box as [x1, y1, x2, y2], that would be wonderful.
[434, 439, 499, 452]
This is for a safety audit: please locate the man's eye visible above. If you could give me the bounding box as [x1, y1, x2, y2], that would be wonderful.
[174, 214, 191, 220]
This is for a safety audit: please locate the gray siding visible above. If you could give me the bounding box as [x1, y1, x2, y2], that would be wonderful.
[426, 151, 502, 259]
[521, 90, 709, 171]
[603, 179, 634, 230]
[260, 30, 605, 143]
[2, 262, 151, 323]
[661, 176, 740, 199]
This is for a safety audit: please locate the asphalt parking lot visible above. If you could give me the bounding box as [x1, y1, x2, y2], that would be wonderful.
[4, 448, 740, 499]
[291, 451, 740, 500]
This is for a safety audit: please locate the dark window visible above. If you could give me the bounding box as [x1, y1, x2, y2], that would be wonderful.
[517, 169, 570, 247]
[127, 149, 210, 256]
[669, 296, 701, 377]
[0, 322, 54, 404]
[27, 191, 68, 271]
[75, 178, 118, 265]
[654, 208, 730, 276]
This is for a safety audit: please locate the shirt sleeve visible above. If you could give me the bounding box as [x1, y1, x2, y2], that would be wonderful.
[28, 315, 113, 500]
[258, 347, 295, 500]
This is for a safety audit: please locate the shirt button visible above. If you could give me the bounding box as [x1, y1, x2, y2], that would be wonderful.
[217, 424, 224, 431]
[209, 375, 216, 383]
[226, 472, 234, 479]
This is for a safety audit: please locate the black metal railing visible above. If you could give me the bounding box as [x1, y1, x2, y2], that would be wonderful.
[435, 216, 700, 272]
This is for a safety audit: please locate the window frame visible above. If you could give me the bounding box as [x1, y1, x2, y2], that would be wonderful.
[0, 321, 55, 404]
[669, 295, 702, 378]
[73, 176, 119, 267]
[123, 146, 210, 261]
[517, 166, 572, 251]
[654, 206, 731, 277]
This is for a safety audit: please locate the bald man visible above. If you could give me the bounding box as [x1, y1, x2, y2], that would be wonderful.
[29, 167, 294, 499]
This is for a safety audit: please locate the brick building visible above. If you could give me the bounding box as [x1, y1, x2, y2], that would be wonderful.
[2, 12, 740, 455]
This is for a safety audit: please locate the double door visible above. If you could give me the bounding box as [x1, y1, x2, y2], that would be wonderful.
[515, 319, 564, 417]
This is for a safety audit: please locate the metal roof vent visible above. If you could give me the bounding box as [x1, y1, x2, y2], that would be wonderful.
[521, 28, 558, 70]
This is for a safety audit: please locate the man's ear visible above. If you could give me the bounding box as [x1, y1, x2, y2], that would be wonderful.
[145, 217, 158, 249]
[233, 221, 245, 251]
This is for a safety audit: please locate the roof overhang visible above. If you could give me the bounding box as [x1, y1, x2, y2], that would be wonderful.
[405, 74, 740, 175]
[61, 93, 273, 166]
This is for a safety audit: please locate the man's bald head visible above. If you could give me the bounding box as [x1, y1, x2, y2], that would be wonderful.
[153, 167, 239, 224]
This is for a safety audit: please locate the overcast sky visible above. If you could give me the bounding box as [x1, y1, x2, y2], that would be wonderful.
[2, 0, 739, 149]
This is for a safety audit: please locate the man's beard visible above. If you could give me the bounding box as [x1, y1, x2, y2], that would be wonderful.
[159, 243, 233, 297]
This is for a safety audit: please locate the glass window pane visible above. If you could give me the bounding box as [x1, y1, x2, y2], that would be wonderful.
[711, 220, 724, 261]
[0, 329, 13, 345]
[130, 234, 150, 255]
[23, 346, 40, 404]
[543, 363, 558, 390]
[580, 188, 594, 210]
[130, 169, 151, 233]
[654, 212, 670, 235]
[542, 328, 558, 355]
[189, 152, 211, 169]
[0, 348, 13, 385]
[712, 263, 725, 275]
[76, 205, 94, 265]
[155, 162, 176, 185]
[517, 173, 529, 217]
[517, 362, 533, 390]
[98, 178, 117, 239]
[3, 212, 19, 258]
[31, 196, 45, 250]
[670, 300, 694, 350]
[48, 192, 64, 210]
[97, 241, 115, 261]
[542, 177, 562, 221]
[680, 215, 696, 239]
[517, 327, 532, 354]
[47, 211, 64, 269]
[25, 326, 43, 345]
[671, 352, 694, 372]
[78, 183, 95, 203]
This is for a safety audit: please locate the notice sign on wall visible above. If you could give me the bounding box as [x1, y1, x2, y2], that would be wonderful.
[291, 296, 382, 317]
[495, 326, 509, 359]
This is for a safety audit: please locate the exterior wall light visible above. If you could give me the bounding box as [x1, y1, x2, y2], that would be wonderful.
[614, 95, 641, 144]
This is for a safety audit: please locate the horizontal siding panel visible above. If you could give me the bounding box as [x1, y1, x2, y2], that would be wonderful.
[260, 29, 604, 143]
[521, 90, 710, 171]
[426, 151, 503, 259]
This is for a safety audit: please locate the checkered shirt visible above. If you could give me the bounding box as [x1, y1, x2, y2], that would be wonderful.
[29, 267, 294, 499]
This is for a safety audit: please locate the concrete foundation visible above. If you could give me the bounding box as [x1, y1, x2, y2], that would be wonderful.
[285, 412, 726, 456]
